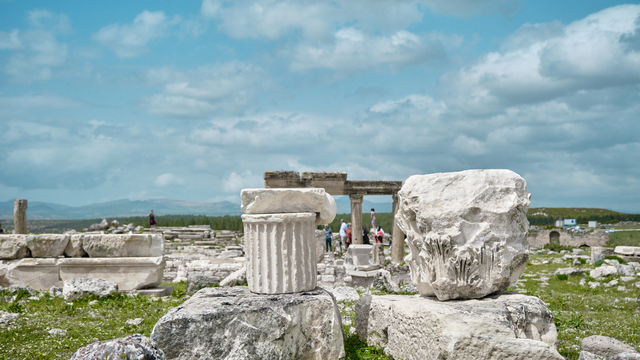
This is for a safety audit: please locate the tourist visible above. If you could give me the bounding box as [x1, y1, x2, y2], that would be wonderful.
[362, 227, 370, 244]
[339, 219, 348, 251]
[370, 208, 376, 229]
[375, 225, 384, 244]
[148, 210, 157, 232]
[324, 224, 333, 252]
[346, 223, 352, 249]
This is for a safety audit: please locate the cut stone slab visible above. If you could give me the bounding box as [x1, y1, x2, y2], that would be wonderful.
[59, 256, 165, 291]
[26, 234, 69, 258]
[355, 292, 562, 360]
[582, 335, 637, 359]
[241, 188, 337, 225]
[0, 235, 29, 260]
[82, 234, 164, 258]
[130, 286, 173, 297]
[5, 258, 62, 290]
[151, 286, 345, 360]
[614, 246, 640, 257]
[63, 278, 118, 301]
[219, 266, 247, 287]
[65, 234, 87, 257]
[396, 169, 531, 300]
[71, 334, 164, 360]
[186, 275, 220, 295]
[346, 269, 383, 287]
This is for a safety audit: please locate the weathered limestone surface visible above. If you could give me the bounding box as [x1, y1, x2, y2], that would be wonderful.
[151, 286, 345, 360]
[315, 229, 325, 263]
[241, 188, 337, 225]
[3, 258, 61, 290]
[396, 169, 531, 300]
[242, 213, 317, 294]
[65, 234, 88, 257]
[82, 234, 164, 257]
[615, 246, 640, 256]
[13, 199, 28, 234]
[26, 234, 69, 258]
[59, 256, 165, 291]
[355, 292, 562, 360]
[0, 235, 29, 259]
[71, 334, 165, 360]
[582, 335, 638, 359]
[63, 277, 119, 301]
[350, 245, 373, 268]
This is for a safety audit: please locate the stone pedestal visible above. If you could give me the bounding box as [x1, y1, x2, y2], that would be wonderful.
[346, 269, 383, 287]
[13, 199, 27, 234]
[242, 213, 317, 294]
[151, 286, 345, 360]
[350, 244, 373, 268]
[355, 292, 563, 360]
[350, 194, 363, 244]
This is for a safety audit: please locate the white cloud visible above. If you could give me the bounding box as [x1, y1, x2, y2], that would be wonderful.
[0, 94, 82, 109]
[0, 30, 22, 49]
[141, 62, 265, 118]
[290, 28, 448, 71]
[27, 9, 71, 33]
[94, 10, 174, 58]
[441, 4, 640, 115]
[223, 170, 263, 193]
[421, 0, 520, 17]
[2, 30, 68, 83]
[154, 173, 185, 187]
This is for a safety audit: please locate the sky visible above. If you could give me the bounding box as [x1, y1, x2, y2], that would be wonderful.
[1, 0, 640, 213]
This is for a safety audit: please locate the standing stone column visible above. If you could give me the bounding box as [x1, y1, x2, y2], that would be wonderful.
[242, 212, 318, 294]
[391, 192, 404, 264]
[13, 199, 28, 234]
[350, 194, 363, 245]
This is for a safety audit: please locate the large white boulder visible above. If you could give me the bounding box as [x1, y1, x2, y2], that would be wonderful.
[0, 235, 29, 259]
[396, 169, 531, 300]
[590, 265, 618, 279]
[26, 234, 69, 258]
[581, 335, 638, 359]
[241, 188, 337, 225]
[82, 234, 164, 257]
[63, 278, 119, 301]
[151, 286, 345, 360]
[355, 293, 562, 360]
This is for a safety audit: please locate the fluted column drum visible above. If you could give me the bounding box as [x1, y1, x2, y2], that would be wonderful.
[242, 212, 317, 294]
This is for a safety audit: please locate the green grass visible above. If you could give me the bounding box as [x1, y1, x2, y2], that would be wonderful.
[0, 281, 187, 359]
[609, 230, 640, 247]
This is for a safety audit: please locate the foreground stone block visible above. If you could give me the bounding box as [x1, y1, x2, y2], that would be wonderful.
[396, 169, 531, 300]
[82, 234, 164, 257]
[0, 235, 29, 260]
[59, 256, 165, 291]
[241, 188, 337, 225]
[242, 213, 317, 294]
[355, 292, 562, 360]
[63, 278, 119, 301]
[151, 286, 344, 360]
[26, 234, 69, 258]
[71, 334, 164, 360]
[4, 258, 62, 290]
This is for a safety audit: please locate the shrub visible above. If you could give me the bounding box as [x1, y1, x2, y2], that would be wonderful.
[544, 243, 573, 252]
[556, 274, 569, 281]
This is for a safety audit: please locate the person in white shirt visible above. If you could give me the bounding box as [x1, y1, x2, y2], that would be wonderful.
[339, 219, 348, 251]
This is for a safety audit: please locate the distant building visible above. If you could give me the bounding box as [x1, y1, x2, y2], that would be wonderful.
[588, 221, 597, 228]
[563, 219, 576, 226]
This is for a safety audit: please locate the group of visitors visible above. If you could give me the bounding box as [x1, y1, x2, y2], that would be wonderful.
[323, 213, 387, 252]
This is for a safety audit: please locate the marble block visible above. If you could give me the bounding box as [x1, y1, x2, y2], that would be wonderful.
[82, 234, 164, 258]
[241, 188, 336, 225]
[26, 234, 70, 258]
[355, 292, 562, 360]
[350, 244, 373, 268]
[58, 256, 165, 291]
[242, 213, 317, 294]
[396, 169, 531, 300]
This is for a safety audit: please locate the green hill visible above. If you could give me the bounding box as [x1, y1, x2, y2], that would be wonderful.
[527, 208, 640, 226]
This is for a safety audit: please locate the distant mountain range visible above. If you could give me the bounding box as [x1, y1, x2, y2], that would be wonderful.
[0, 197, 394, 220]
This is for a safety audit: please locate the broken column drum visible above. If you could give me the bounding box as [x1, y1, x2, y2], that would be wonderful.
[14, 199, 28, 235]
[396, 169, 531, 300]
[242, 212, 318, 294]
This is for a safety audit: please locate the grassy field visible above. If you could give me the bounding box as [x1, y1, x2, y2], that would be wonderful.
[1, 250, 639, 359]
[609, 230, 640, 246]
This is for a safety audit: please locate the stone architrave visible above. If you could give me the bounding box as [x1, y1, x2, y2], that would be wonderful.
[82, 234, 164, 258]
[13, 199, 28, 234]
[5, 258, 62, 290]
[0, 235, 29, 259]
[241, 188, 336, 225]
[355, 293, 562, 360]
[26, 234, 70, 258]
[350, 194, 363, 244]
[396, 169, 531, 300]
[58, 256, 165, 291]
[242, 213, 317, 294]
[151, 287, 345, 360]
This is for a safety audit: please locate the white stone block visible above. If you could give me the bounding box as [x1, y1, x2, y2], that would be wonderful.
[26, 234, 70, 258]
[65, 234, 87, 257]
[614, 246, 640, 256]
[82, 234, 164, 257]
[242, 213, 317, 294]
[241, 188, 336, 225]
[0, 235, 29, 259]
[396, 169, 531, 300]
[58, 256, 165, 291]
[5, 258, 62, 290]
[350, 245, 373, 268]
[355, 293, 562, 360]
[591, 265, 618, 279]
